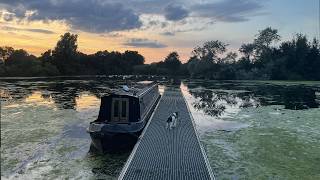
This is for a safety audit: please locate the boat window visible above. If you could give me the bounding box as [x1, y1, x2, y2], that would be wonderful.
[113, 100, 119, 117]
[111, 98, 129, 122]
[121, 100, 127, 118]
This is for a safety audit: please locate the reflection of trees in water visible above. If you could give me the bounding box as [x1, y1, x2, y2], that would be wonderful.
[239, 94, 260, 108]
[3, 79, 318, 111]
[48, 85, 79, 109]
[41, 80, 118, 109]
[192, 90, 226, 117]
[1, 84, 33, 102]
[187, 82, 319, 114]
[189, 89, 260, 117]
[1, 78, 128, 109]
[282, 87, 318, 110]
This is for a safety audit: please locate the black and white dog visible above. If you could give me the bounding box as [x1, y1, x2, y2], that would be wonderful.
[166, 112, 179, 130]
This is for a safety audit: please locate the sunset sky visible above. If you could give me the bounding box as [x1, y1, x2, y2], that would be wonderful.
[0, 0, 319, 63]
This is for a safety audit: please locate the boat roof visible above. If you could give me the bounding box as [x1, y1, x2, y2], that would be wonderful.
[108, 81, 156, 97]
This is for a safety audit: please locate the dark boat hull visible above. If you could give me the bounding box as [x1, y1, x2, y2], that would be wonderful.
[89, 131, 141, 153]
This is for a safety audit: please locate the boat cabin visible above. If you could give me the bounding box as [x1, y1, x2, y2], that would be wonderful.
[94, 81, 160, 124]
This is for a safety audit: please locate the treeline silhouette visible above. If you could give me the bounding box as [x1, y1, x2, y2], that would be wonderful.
[1, 27, 319, 80]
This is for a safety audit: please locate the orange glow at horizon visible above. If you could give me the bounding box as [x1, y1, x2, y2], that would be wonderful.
[0, 19, 192, 63]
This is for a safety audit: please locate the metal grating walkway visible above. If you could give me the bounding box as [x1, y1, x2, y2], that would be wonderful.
[119, 89, 215, 180]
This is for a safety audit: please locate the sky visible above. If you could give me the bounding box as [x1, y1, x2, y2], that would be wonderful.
[0, 0, 319, 63]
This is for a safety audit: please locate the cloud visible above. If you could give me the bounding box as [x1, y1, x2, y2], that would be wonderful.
[100, 32, 123, 38]
[148, 20, 168, 28]
[160, 24, 209, 36]
[25, 28, 55, 34]
[192, 0, 264, 22]
[1, 26, 55, 34]
[164, 4, 189, 21]
[124, 38, 167, 48]
[161, 32, 175, 36]
[0, 0, 266, 33]
[0, 0, 142, 33]
[1, 11, 15, 21]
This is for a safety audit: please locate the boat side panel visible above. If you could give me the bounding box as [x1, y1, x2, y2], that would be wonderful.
[139, 85, 160, 121]
[130, 98, 140, 122]
[97, 96, 111, 122]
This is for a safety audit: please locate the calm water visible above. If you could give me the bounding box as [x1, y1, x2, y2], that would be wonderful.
[1, 77, 320, 179]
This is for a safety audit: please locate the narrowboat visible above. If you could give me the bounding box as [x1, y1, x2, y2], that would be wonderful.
[87, 81, 160, 153]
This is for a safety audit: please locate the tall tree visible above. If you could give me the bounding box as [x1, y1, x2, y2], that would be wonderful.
[40, 50, 53, 63]
[122, 50, 145, 73]
[254, 27, 281, 55]
[254, 27, 281, 48]
[192, 40, 228, 62]
[239, 43, 255, 62]
[222, 52, 238, 64]
[163, 51, 182, 75]
[5, 49, 35, 66]
[52, 32, 78, 74]
[306, 38, 320, 80]
[0, 46, 14, 63]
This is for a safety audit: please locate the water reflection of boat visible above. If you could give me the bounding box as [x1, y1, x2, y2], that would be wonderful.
[87, 81, 160, 153]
